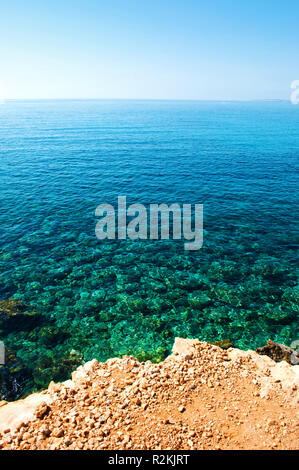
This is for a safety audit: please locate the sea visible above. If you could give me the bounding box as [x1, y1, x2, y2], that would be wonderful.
[0, 99, 298, 399]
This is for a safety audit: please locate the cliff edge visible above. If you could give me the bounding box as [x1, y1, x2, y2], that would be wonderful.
[0, 338, 298, 450]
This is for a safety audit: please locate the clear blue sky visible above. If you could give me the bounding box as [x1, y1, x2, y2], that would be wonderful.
[1, 0, 298, 100]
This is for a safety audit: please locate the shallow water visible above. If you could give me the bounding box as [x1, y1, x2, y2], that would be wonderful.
[0, 100, 298, 398]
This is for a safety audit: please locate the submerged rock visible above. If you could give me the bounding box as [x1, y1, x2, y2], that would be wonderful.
[0, 299, 41, 333]
[210, 339, 234, 350]
[0, 347, 32, 402]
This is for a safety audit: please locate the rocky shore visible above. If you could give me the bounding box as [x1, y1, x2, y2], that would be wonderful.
[0, 338, 298, 450]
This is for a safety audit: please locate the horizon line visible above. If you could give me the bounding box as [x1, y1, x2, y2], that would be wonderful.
[2, 97, 288, 103]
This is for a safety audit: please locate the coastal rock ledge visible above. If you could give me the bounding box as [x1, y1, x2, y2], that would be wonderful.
[0, 338, 298, 450]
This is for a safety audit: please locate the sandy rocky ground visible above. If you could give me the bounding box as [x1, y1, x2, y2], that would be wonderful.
[0, 338, 298, 450]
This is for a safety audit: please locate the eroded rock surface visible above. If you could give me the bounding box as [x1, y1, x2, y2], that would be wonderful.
[256, 339, 299, 365]
[0, 338, 298, 450]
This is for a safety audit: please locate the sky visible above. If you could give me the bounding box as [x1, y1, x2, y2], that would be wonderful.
[1, 0, 299, 100]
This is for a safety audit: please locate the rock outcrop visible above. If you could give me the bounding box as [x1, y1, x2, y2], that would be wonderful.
[0, 338, 298, 450]
[256, 339, 299, 365]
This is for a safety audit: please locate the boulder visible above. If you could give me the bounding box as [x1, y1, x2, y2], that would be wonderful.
[256, 340, 299, 365]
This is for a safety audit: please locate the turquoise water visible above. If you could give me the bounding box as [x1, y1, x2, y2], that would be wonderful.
[0, 99, 298, 399]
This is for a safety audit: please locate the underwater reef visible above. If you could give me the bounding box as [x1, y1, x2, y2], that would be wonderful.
[0, 228, 298, 401]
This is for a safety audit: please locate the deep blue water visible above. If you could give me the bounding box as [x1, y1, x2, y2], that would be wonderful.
[0, 99, 298, 398]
